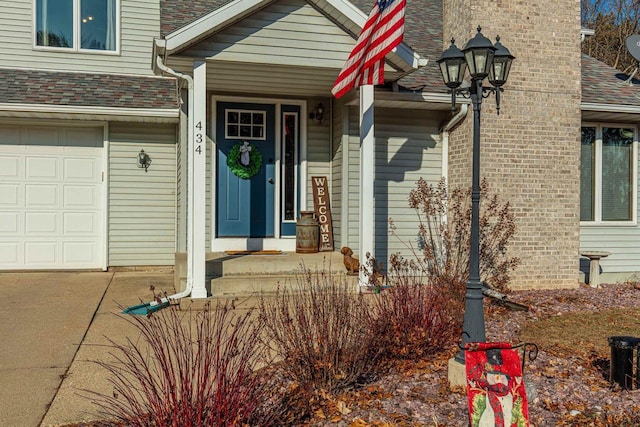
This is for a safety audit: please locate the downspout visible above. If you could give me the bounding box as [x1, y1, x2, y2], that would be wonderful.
[123, 53, 194, 315]
[155, 55, 195, 303]
[439, 103, 468, 184]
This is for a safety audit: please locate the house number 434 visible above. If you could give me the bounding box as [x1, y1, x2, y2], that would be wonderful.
[195, 121, 203, 154]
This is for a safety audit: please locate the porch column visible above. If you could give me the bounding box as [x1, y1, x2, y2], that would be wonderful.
[190, 60, 207, 298]
[359, 85, 375, 286]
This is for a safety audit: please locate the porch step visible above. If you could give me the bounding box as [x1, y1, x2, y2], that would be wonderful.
[207, 251, 358, 296]
[210, 273, 360, 296]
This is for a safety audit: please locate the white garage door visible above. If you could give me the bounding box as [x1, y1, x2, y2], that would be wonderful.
[0, 125, 104, 269]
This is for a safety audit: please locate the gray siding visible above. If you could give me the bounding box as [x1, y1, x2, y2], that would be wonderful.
[331, 98, 346, 248]
[0, 0, 158, 75]
[346, 106, 444, 264]
[108, 123, 177, 265]
[182, 0, 355, 68]
[306, 97, 331, 210]
[580, 147, 640, 273]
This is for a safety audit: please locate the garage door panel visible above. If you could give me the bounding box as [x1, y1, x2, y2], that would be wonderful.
[64, 212, 98, 234]
[25, 212, 59, 234]
[24, 127, 60, 146]
[64, 157, 100, 181]
[25, 185, 58, 207]
[0, 213, 19, 233]
[0, 242, 20, 264]
[0, 156, 20, 178]
[63, 241, 97, 263]
[64, 185, 98, 208]
[0, 126, 20, 144]
[65, 128, 103, 147]
[25, 241, 58, 264]
[0, 185, 20, 205]
[26, 156, 58, 179]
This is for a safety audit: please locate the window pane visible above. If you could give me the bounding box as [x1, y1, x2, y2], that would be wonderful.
[80, 0, 117, 50]
[227, 125, 238, 137]
[283, 114, 296, 221]
[602, 127, 633, 221]
[240, 126, 251, 137]
[227, 111, 238, 124]
[252, 126, 263, 138]
[580, 127, 595, 221]
[36, 0, 73, 48]
[240, 113, 252, 124]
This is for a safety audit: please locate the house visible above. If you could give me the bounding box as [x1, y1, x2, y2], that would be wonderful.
[0, 0, 637, 292]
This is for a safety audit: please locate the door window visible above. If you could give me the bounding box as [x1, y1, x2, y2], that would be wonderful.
[225, 110, 266, 140]
[282, 112, 298, 221]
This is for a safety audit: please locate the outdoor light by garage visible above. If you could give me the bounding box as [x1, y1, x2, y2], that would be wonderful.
[138, 149, 151, 172]
[437, 27, 515, 363]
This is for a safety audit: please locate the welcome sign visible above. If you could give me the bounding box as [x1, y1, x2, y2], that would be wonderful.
[311, 176, 334, 252]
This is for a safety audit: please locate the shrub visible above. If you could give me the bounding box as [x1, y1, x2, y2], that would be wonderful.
[371, 255, 465, 360]
[393, 177, 520, 293]
[88, 300, 279, 427]
[259, 268, 380, 414]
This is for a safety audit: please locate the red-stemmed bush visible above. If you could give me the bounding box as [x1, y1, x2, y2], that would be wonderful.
[259, 267, 381, 420]
[88, 300, 280, 427]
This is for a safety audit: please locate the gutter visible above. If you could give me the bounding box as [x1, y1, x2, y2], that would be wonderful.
[581, 102, 640, 114]
[439, 104, 469, 184]
[124, 45, 195, 314]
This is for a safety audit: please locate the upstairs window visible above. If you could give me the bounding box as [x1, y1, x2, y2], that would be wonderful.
[35, 0, 118, 52]
[581, 125, 637, 223]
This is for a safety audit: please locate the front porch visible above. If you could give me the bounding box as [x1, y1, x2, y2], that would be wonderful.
[175, 250, 357, 296]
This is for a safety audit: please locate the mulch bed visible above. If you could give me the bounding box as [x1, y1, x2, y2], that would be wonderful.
[64, 282, 640, 427]
[305, 282, 640, 426]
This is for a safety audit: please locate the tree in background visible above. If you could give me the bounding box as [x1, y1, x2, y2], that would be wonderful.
[582, 0, 640, 73]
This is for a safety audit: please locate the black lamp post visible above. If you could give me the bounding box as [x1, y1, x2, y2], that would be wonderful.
[437, 27, 514, 364]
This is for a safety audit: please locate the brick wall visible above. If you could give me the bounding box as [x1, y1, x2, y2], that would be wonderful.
[443, 0, 582, 289]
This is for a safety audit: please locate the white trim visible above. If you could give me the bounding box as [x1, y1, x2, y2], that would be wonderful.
[164, 0, 272, 53]
[0, 103, 179, 119]
[102, 123, 109, 271]
[161, 0, 423, 73]
[314, 0, 423, 71]
[341, 104, 350, 247]
[192, 61, 207, 298]
[358, 85, 375, 287]
[582, 103, 640, 114]
[224, 109, 267, 140]
[210, 238, 296, 252]
[280, 110, 300, 225]
[32, 0, 121, 54]
[274, 104, 282, 238]
[210, 95, 307, 251]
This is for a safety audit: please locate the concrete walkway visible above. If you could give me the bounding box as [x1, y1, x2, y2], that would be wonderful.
[0, 271, 173, 427]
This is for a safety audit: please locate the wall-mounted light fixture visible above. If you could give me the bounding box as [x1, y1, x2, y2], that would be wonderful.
[309, 103, 325, 124]
[138, 149, 151, 172]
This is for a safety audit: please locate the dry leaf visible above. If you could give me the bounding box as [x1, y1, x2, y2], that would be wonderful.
[337, 400, 352, 415]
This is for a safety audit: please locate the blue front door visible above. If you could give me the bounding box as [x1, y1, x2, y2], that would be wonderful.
[216, 102, 275, 237]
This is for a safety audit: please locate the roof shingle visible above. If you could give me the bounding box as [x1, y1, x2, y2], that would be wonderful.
[0, 69, 179, 110]
[581, 54, 640, 107]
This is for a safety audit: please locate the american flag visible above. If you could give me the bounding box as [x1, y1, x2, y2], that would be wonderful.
[331, 0, 406, 99]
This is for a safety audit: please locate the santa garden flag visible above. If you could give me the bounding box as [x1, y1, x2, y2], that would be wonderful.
[464, 342, 530, 427]
[331, 0, 405, 99]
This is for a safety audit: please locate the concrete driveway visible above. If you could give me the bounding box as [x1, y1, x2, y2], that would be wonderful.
[0, 271, 174, 427]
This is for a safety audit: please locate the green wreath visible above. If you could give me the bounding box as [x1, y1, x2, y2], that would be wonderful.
[227, 142, 262, 179]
